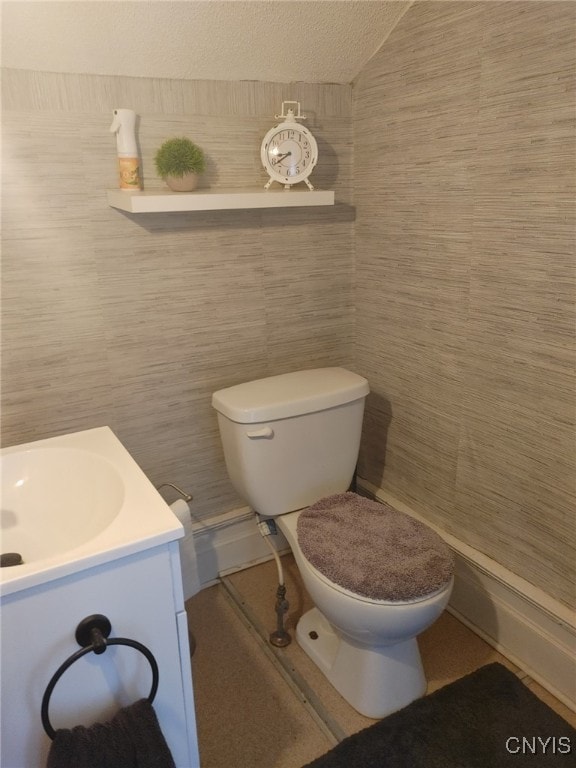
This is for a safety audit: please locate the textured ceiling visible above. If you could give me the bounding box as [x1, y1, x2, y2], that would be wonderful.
[1, 1, 411, 84]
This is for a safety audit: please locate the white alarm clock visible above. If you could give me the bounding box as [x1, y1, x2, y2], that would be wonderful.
[261, 102, 318, 190]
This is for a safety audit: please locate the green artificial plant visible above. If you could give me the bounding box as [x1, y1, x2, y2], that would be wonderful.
[154, 137, 206, 179]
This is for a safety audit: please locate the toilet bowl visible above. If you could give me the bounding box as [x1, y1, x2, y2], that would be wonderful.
[212, 368, 454, 718]
[278, 509, 453, 717]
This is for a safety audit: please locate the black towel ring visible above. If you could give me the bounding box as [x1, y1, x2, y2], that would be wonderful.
[41, 614, 159, 740]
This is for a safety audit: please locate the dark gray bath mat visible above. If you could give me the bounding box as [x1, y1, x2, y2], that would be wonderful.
[302, 663, 576, 767]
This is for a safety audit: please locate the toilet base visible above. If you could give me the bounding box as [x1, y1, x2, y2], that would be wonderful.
[296, 607, 427, 719]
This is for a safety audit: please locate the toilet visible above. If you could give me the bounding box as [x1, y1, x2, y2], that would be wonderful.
[212, 367, 454, 718]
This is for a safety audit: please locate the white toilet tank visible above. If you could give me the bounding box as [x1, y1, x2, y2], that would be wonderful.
[212, 368, 369, 516]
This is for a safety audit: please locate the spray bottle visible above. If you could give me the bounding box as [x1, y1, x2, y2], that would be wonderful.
[110, 108, 142, 190]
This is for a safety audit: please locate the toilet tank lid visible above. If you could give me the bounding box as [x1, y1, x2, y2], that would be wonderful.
[212, 368, 369, 423]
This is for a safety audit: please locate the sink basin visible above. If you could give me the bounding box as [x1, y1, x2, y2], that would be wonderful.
[0, 427, 183, 596]
[1, 447, 125, 563]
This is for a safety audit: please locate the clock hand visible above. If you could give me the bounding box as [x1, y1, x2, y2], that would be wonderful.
[272, 151, 292, 165]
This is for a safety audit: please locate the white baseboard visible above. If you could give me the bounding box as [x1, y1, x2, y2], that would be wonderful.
[182, 489, 576, 712]
[358, 479, 576, 712]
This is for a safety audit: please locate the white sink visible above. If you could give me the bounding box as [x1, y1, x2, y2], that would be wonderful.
[1, 447, 125, 563]
[0, 427, 183, 595]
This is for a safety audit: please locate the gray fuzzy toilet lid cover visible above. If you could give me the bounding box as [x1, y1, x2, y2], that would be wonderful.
[297, 492, 454, 602]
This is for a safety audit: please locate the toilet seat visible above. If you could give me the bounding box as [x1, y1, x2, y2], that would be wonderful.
[297, 492, 454, 602]
[298, 546, 453, 606]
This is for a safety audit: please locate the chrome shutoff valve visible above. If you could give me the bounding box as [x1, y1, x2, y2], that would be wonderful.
[270, 583, 291, 648]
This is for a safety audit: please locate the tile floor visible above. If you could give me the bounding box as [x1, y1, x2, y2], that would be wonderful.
[185, 554, 576, 768]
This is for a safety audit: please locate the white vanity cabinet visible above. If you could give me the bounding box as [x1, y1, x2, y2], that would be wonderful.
[1, 541, 199, 767]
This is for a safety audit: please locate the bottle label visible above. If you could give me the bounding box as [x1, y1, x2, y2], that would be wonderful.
[118, 157, 142, 189]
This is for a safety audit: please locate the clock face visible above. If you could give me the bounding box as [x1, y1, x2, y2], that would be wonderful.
[261, 123, 318, 185]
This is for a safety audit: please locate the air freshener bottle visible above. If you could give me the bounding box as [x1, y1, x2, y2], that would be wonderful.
[109, 108, 142, 190]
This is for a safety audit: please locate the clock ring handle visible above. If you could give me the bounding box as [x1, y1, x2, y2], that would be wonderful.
[275, 101, 306, 120]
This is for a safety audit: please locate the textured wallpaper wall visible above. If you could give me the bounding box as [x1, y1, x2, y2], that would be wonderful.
[1, 0, 574, 613]
[354, 1, 575, 609]
[1, 70, 355, 519]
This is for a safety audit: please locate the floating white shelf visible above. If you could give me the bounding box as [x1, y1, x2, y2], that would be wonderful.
[107, 188, 335, 213]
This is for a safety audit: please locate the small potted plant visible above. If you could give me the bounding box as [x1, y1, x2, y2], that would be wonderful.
[154, 137, 206, 191]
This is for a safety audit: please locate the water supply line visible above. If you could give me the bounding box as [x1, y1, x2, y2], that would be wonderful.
[257, 515, 291, 647]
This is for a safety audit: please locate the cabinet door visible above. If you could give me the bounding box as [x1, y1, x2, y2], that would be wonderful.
[1, 545, 197, 767]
